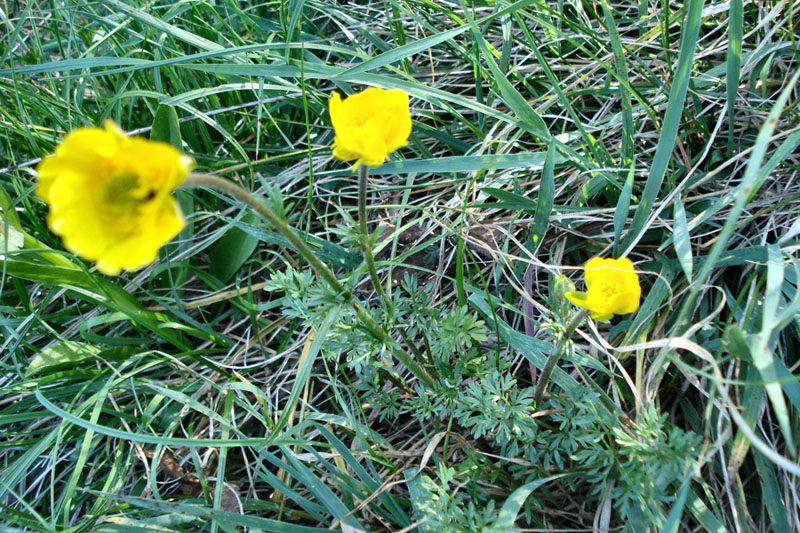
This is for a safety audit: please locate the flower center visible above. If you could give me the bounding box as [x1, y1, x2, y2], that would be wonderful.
[599, 278, 622, 301]
[101, 171, 155, 209]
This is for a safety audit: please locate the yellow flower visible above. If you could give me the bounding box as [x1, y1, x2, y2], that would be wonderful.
[329, 87, 412, 168]
[36, 121, 194, 276]
[564, 257, 641, 321]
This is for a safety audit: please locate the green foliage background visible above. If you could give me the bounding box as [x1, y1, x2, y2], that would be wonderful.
[1, 0, 799, 531]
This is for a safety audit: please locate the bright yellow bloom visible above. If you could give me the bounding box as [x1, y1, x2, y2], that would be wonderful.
[565, 257, 641, 321]
[36, 121, 194, 276]
[329, 88, 412, 168]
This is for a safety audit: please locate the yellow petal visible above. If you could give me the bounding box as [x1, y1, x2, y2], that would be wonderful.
[564, 291, 590, 309]
[332, 139, 358, 162]
[328, 88, 411, 167]
[329, 92, 346, 131]
[35, 123, 192, 276]
[567, 257, 642, 320]
[590, 310, 614, 322]
[583, 257, 611, 289]
[611, 290, 641, 315]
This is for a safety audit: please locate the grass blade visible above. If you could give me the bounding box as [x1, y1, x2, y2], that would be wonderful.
[531, 142, 555, 246]
[673, 195, 693, 281]
[726, 0, 743, 153]
[621, 0, 705, 253]
[676, 68, 800, 330]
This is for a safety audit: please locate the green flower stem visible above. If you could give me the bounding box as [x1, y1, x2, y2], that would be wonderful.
[357, 164, 388, 303]
[184, 174, 341, 293]
[533, 308, 591, 406]
[182, 173, 434, 388]
[356, 166, 436, 377]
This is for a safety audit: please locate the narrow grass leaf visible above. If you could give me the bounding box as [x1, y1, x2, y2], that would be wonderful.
[25, 341, 102, 377]
[773, 356, 800, 412]
[150, 105, 182, 148]
[621, 0, 705, 253]
[254, 449, 329, 520]
[0, 0, 35, 68]
[460, 1, 549, 140]
[143, 383, 236, 432]
[59, 374, 119, 522]
[480, 187, 538, 212]
[761, 244, 783, 328]
[673, 195, 692, 280]
[224, 217, 358, 268]
[33, 388, 297, 447]
[686, 488, 728, 533]
[495, 474, 569, 528]
[212, 390, 235, 533]
[661, 129, 800, 251]
[96, 515, 200, 530]
[753, 451, 792, 532]
[209, 212, 261, 282]
[313, 424, 407, 524]
[775, 256, 800, 332]
[0, 427, 59, 503]
[661, 476, 693, 533]
[625, 259, 674, 344]
[613, 163, 635, 257]
[531, 142, 555, 246]
[376, 151, 564, 175]
[4, 260, 190, 349]
[335, 24, 471, 78]
[286, 0, 306, 41]
[523, 20, 604, 165]
[270, 309, 337, 436]
[602, 0, 634, 163]
[726, 0, 743, 152]
[676, 68, 800, 330]
[100, 0, 226, 52]
[97, 493, 329, 532]
[281, 447, 365, 529]
[749, 245, 793, 449]
[404, 468, 433, 532]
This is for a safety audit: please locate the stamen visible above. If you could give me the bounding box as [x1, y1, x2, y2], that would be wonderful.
[102, 172, 143, 207]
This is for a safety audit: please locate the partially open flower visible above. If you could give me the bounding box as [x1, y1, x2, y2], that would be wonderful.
[565, 257, 641, 321]
[36, 121, 194, 275]
[329, 88, 412, 168]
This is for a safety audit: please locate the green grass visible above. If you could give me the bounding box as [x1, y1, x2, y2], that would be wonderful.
[2, 0, 800, 531]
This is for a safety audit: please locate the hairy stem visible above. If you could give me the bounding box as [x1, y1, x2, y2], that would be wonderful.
[357, 165, 434, 376]
[533, 309, 590, 405]
[182, 173, 434, 387]
[358, 164, 388, 303]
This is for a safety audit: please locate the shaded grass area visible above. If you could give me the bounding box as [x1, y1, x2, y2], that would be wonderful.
[2, 0, 799, 530]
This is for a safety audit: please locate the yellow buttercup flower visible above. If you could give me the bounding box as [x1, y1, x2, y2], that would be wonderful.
[565, 257, 641, 321]
[36, 121, 194, 276]
[329, 87, 412, 168]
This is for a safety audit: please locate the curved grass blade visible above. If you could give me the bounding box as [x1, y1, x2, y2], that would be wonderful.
[675, 68, 800, 330]
[531, 142, 555, 246]
[96, 492, 330, 532]
[620, 0, 705, 253]
[613, 163, 635, 257]
[673, 195, 693, 281]
[494, 474, 569, 528]
[726, 0, 743, 153]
